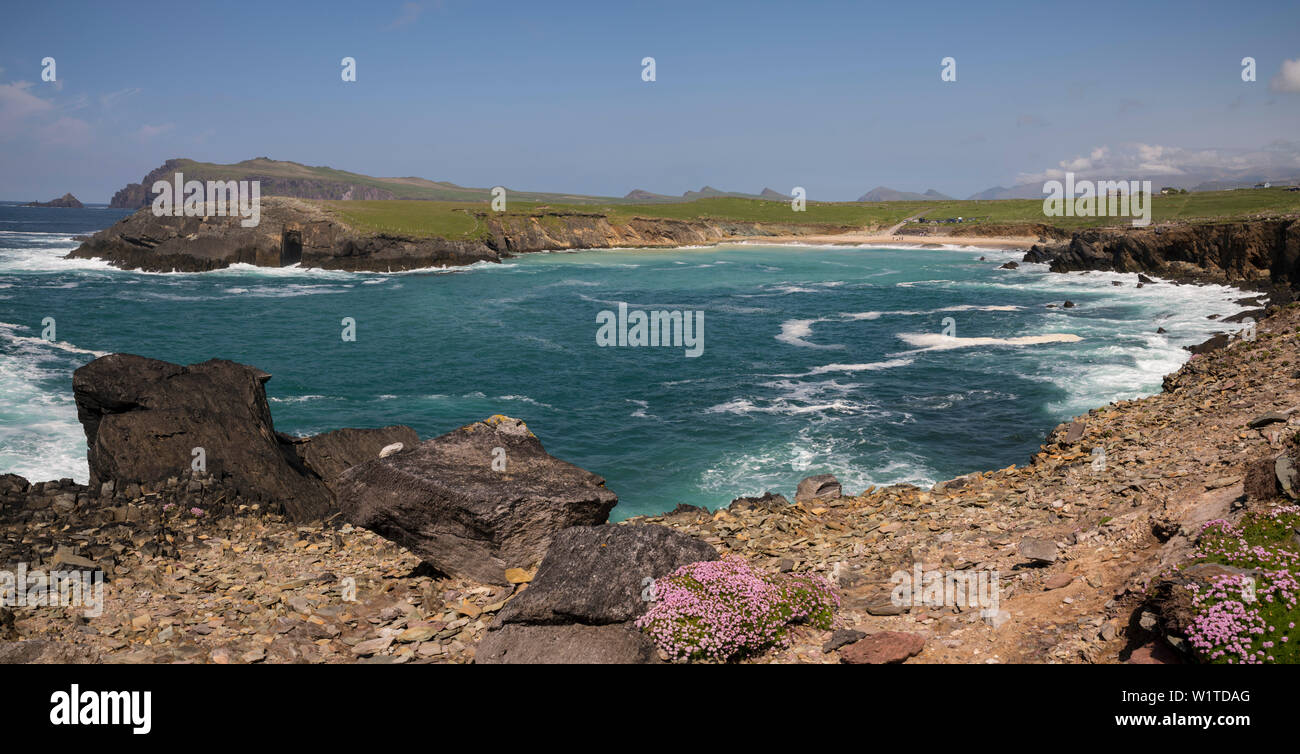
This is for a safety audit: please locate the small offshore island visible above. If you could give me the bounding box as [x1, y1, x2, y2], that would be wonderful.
[21, 193, 83, 209]
[5, 156, 1300, 665]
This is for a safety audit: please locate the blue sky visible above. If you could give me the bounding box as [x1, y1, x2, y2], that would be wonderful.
[2, 0, 1298, 202]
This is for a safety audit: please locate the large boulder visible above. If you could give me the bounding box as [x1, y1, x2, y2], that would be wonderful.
[280, 426, 418, 491]
[337, 416, 618, 584]
[795, 474, 842, 502]
[494, 523, 718, 625]
[72, 354, 416, 521]
[476, 524, 718, 664]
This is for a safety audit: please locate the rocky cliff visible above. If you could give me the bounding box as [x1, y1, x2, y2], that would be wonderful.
[68, 200, 837, 273]
[68, 197, 499, 272]
[483, 212, 820, 253]
[1023, 219, 1300, 288]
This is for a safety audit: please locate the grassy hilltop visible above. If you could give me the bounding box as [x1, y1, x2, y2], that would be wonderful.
[117, 158, 1300, 239]
[322, 187, 1300, 240]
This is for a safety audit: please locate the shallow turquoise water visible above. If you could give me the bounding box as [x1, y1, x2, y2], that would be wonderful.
[0, 204, 1255, 519]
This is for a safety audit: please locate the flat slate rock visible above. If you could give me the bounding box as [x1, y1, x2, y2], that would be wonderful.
[795, 474, 842, 502]
[494, 523, 718, 626]
[840, 632, 925, 664]
[338, 416, 618, 584]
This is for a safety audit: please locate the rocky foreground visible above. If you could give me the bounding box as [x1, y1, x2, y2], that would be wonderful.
[7, 216, 1300, 663]
[2, 295, 1298, 663]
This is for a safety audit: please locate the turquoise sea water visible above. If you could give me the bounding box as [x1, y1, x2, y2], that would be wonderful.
[0, 203, 1255, 519]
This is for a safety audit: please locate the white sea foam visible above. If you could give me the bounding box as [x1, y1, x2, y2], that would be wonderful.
[842, 304, 1021, 320]
[895, 332, 1083, 353]
[775, 318, 844, 349]
[0, 324, 95, 482]
[774, 359, 914, 377]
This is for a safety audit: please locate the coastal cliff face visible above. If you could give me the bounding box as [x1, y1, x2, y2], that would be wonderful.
[483, 212, 824, 252]
[1025, 219, 1300, 287]
[69, 201, 837, 272]
[68, 197, 500, 272]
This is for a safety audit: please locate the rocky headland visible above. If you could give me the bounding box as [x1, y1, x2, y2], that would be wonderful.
[67, 196, 835, 273]
[1024, 219, 1300, 291]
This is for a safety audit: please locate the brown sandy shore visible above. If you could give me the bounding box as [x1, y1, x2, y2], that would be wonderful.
[730, 231, 1040, 251]
[1, 292, 1291, 665]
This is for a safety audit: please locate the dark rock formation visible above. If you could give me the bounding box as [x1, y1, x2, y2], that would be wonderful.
[476, 524, 717, 664]
[22, 193, 83, 208]
[795, 474, 842, 502]
[493, 524, 717, 625]
[279, 426, 417, 493]
[728, 491, 791, 512]
[70, 197, 498, 273]
[71, 354, 415, 521]
[1186, 333, 1230, 355]
[337, 416, 618, 584]
[72, 195, 839, 274]
[1025, 220, 1300, 288]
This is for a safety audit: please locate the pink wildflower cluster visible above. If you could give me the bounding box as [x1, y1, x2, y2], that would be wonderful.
[1184, 507, 1300, 664]
[1195, 518, 1299, 571]
[635, 556, 838, 662]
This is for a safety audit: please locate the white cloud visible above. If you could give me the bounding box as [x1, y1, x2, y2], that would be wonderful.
[100, 87, 142, 110]
[387, 2, 423, 29]
[137, 122, 174, 140]
[1271, 58, 1300, 93]
[1015, 142, 1300, 185]
[0, 80, 92, 147]
[0, 81, 54, 137]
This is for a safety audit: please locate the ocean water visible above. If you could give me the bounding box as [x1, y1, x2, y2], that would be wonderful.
[0, 202, 1256, 519]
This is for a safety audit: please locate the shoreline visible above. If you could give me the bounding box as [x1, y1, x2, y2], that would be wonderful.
[728, 231, 1039, 251]
[3, 215, 1296, 664]
[2, 298, 1287, 664]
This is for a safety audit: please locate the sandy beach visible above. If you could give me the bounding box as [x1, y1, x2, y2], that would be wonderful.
[735, 229, 1041, 250]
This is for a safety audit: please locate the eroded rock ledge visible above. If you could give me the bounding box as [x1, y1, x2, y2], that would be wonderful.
[1024, 219, 1300, 293]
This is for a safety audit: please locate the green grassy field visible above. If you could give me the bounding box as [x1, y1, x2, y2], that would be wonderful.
[320, 187, 1300, 239]
[906, 187, 1300, 230]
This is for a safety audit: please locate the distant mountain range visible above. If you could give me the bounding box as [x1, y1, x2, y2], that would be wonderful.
[623, 186, 791, 202]
[105, 157, 1300, 209]
[856, 186, 953, 202]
